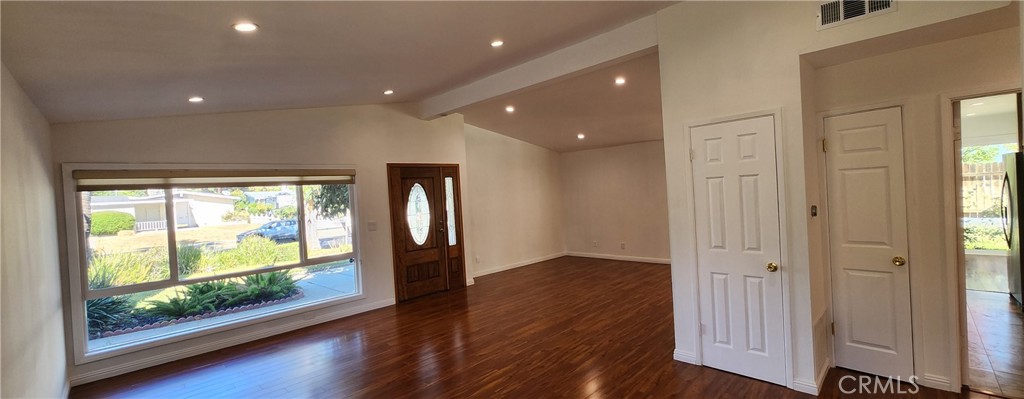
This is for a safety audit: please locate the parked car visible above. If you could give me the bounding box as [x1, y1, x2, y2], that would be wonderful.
[237, 220, 299, 243]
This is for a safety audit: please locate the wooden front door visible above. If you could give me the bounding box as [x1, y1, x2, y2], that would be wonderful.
[388, 164, 466, 302]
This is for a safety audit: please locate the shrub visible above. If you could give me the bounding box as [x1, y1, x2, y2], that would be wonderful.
[247, 202, 274, 216]
[86, 296, 133, 336]
[146, 289, 218, 319]
[964, 225, 1008, 251]
[225, 236, 280, 269]
[273, 205, 297, 220]
[221, 210, 250, 222]
[88, 249, 169, 289]
[185, 280, 240, 309]
[177, 242, 203, 277]
[227, 271, 298, 306]
[91, 211, 136, 235]
[88, 260, 119, 289]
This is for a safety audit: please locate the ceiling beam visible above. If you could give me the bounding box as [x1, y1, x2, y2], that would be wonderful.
[416, 14, 658, 119]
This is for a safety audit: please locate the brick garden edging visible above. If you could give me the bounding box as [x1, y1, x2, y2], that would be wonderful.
[100, 291, 306, 338]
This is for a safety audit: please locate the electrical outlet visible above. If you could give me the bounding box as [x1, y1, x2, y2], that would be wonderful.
[474, 256, 481, 264]
[620, 242, 626, 250]
[592, 240, 598, 248]
[367, 221, 378, 231]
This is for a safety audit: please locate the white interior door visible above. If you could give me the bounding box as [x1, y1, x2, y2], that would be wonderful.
[691, 115, 786, 385]
[825, 107, 914, 378]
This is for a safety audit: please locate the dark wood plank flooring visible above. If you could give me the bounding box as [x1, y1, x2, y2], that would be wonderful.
[71, 256, 992, 398]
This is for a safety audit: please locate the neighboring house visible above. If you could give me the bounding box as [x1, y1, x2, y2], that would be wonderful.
[242, 190, 296, 208]
[91, 191, 238, 231]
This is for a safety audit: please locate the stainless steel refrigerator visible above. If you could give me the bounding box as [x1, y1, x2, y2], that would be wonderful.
[1001, 152, 1024, 305]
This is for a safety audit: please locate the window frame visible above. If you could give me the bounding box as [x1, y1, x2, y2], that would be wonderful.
[62, 163, 364, 364]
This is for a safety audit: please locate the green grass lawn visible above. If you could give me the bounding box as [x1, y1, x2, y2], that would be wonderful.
[90, 223, 260, 253]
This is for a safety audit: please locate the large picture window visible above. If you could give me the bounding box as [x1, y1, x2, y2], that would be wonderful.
[66, 167, 360, 359]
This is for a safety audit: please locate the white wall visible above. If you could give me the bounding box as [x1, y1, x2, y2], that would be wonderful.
[464, 124, 565, 276]
[812, 26, 1020, 386]
[561, 140, 669, 263]
[656, 0, 1013, 393]
[51, 104, 470, 383]
[1, 64, 68, 397]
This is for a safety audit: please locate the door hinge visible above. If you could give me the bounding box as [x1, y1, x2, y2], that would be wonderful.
[831, 322, 835, 335]
[690, 149, 695, 161]
[822, 138, 827, 153]
[700, 323, 706, 335]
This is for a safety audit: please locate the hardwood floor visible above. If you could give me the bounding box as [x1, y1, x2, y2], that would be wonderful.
[966, 290, 1024, 398]
[72, 256, 987, 398]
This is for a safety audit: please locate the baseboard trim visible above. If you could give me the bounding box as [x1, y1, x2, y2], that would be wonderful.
[472, 252, 567, 277]
[791, 377, 820, 395]
[919, 373, 953, 392]
[565, 251, 671, 264]
[672, 349, 697, 364]
[70, 298, 396, 386]
[817, 358, 832, 387]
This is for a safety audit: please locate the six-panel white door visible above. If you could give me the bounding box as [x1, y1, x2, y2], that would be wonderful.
[825, 107, 914, 379]
[691, 115, 786, 385]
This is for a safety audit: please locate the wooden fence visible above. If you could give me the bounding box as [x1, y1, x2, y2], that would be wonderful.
[962, 162, 1006, 218]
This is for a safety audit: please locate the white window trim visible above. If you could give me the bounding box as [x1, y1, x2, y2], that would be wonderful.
[62, 163, 363, 365]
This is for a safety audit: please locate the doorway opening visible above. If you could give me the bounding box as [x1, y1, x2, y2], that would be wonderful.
[956, 92, 1024, 398]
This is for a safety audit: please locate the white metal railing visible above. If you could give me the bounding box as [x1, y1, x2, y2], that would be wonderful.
[135, 220, 167, 232]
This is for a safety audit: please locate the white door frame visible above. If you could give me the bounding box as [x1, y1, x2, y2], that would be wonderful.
[685, 109, 794, 390]
[939, 83, 1021, 391]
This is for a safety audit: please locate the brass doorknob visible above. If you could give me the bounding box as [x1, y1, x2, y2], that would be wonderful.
[892, 256, 907, 267]
[766, 262, 779, 272]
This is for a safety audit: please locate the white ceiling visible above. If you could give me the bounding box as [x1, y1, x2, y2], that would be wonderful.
[962, 93, 1017, 117]
[1, 1, 672, 123]
[457, 51, 663, 152]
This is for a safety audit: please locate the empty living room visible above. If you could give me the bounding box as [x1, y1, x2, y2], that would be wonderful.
[2, 1, 1023, 398]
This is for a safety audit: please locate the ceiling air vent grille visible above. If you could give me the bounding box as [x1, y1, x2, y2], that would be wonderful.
[818, 0, 895, 30]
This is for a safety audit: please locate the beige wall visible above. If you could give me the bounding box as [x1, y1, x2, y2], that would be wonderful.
[464, 124, 565, 276]
[656, 0, 1013, 393]
[561, 140, 669, 262]
[51, 104, 470, 382]
[1, 64, 68, 397]
[812, 26, 1020, 384]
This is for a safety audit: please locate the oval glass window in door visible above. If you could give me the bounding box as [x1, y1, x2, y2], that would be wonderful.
[407, 183, 431, 245]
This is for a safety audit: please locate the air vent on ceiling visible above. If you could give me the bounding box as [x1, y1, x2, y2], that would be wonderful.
[818, 0, 895, 30]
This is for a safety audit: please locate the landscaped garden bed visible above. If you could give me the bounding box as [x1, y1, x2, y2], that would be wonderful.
[86, 235, 314, 340]
[95, 290, 305, 338]
[87, 269, 304, 340]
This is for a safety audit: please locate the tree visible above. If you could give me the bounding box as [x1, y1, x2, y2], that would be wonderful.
[303, 185, 350, 250]
[962, 144, 1016, 164]
[308, 185, 350, 218]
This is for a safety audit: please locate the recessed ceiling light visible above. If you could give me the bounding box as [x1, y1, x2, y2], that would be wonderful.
[188, 96, 204, 103]
[966, 113, 977, 116]
[233, 22, 259, 32]
[491, 40, 504, 48]
[383, 89, 394, 95]
[577, 133, 586, 140]
[614, 77, 626, 86]
[972, 102, 985, 106]
[505, 105, 515, 113]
